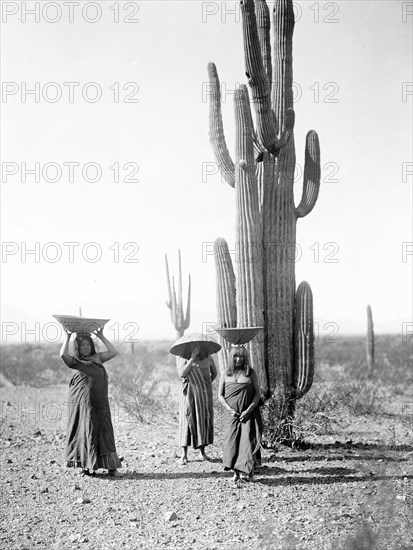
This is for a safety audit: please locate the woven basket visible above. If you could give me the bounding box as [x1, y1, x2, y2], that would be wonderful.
[53, 314, 110, 335]
[215, 327, 263, 345]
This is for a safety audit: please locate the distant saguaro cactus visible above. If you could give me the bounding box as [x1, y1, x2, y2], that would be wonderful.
[366, 305, 375, 369]
[208, 0, 320, 443]
[165, 250, 191, 339]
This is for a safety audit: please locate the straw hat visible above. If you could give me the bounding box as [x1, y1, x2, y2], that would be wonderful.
[169, 332, 221, 358]
[53, 314, 110, 335]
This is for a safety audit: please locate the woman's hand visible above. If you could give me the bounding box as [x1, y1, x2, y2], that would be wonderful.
[190, 346, 200, 360]
[64, 328, 72, 338]
[94, 327, 104, 339]
[239, 411, 250, 422]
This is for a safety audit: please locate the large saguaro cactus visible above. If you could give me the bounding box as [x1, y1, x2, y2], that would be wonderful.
[209, 0, 320, 443]
[165, 250, 191, 339]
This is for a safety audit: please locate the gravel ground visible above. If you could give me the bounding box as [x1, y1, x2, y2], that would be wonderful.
[1, 385, 413, 550]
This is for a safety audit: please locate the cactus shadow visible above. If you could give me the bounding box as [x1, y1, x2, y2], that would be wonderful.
[265, 453, 409, 463]
[257, 470, 413, 487]
[265, 441, 413, 464]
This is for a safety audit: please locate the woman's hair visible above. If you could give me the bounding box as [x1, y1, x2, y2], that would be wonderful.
[183, 344, 209, 361]
[226, 346, 251, 376]
[73, 334, 96, 361]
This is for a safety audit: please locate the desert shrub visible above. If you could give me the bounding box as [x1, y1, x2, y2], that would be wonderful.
[110, 356, 177, 423]
[0, 343, 70, 386]
[104, 341, 177, 382]
[285, 375, 386, 447]
[0, 340, 177, 387]
[316, 334, 413, 388]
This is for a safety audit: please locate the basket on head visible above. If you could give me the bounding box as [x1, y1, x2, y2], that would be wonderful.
[53, 314, 110, 336]
[215, 327, 263, 346]
[169, 332, 221, 359]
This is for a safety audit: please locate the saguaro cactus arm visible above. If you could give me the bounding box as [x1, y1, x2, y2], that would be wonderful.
[294, 281, 315, 399]
[215, 238, 237, 329]
[272, 0, 295, 129]
[207, 63, 236, 188]
[255, 0, 272, 86]
[241, 0, 294, 155]
[215, 238, 237, 372]
[235, 85, 263, 325]
[295, 130, 321, 218]
[165, 251, 191, 338]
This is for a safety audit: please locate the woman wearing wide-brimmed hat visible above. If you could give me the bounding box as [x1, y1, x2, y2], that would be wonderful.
[170, 333, 220, 464]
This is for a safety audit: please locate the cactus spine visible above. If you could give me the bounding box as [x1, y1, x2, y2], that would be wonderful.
[366, 305, 375, 369]
[208, 0, 320, 442]
[165, 250, 191, 339]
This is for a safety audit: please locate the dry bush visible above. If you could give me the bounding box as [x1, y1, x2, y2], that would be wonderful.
[110, 360, 176, 424]
[0, 343, 70, 386]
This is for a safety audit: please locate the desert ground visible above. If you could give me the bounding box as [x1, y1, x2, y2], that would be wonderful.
[1, 336, 412, 550]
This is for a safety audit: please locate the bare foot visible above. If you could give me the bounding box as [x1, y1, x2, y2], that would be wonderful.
[178, 457, 188, 465]
[201, 453, 212, 462]
[232, 472, 240, 487]
[108, 469, 117, 477]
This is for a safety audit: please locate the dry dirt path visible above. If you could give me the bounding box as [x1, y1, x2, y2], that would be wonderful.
[1, 386, 412, 550]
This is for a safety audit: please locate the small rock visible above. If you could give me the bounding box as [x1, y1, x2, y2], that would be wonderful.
[396, 495, 407, 501]
[30, 474, 38, 480]
[75, 497, 91, 505]
[40, 487, 49, 494]
[7, 459, 12, 463]
[74, 484, 81, 491]
[164, 511, 178, 522]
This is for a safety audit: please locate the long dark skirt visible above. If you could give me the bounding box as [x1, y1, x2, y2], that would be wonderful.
[178, 365, 213, 449]
[65, 361, 121, 471]
[223, 381, 263, 475]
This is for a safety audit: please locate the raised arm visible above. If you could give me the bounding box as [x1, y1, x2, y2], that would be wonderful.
[95, 328, 117, 363]
[239, 369, 261, 422]
[177, 346, 199, 378]
[59, 329, 75, 367]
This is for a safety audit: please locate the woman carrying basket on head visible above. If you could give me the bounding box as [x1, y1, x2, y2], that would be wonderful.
[60, 327, 122, 476]
[218, 345, 263, 484]
[170, 333, 220, 465]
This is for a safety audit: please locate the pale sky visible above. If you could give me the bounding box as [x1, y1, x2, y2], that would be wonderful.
[1, 0, 412, 344]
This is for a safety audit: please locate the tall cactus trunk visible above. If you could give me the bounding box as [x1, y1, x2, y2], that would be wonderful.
[366, 305, 375, 370]
[208, 0, 321, 445]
